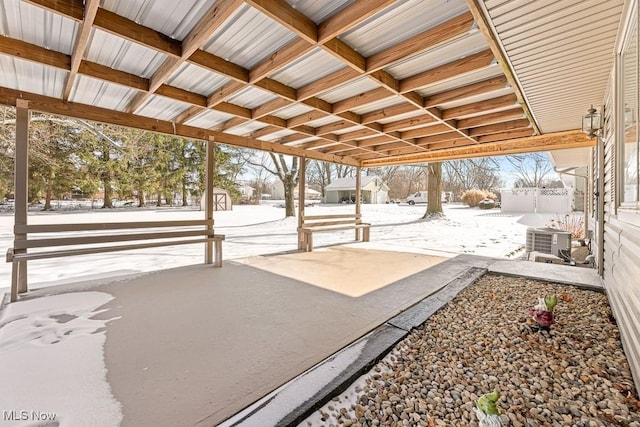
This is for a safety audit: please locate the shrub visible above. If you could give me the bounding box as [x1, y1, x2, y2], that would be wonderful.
[461, 189, 497, 207]
[549, 213, 585, 239]
[478, 198, 496, 209]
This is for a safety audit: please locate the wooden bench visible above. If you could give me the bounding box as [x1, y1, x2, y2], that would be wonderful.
[298, 213, 370, 252]
[6, 219, 224, 302]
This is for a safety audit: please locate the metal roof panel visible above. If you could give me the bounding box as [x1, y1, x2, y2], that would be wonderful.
[341, 0, 469, 56]
[270, 48, 346, 88]
[85, 29, 167, 78]
[136, 95, 191, 121]
[0, 55, 65, 97]
[228, 86, 278, 109]
[167, 63, 230, 96]
[101, 0, 218, 41]
[70, 75, 137, 111]
[0, 0, 78, 55]
[201, 4, 297, 69]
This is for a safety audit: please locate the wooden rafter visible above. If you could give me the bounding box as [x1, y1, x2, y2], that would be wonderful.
[62, 0, 99, 100]
[0, 0, 551, 168]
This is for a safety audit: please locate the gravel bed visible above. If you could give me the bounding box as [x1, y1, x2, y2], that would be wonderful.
[301, 274, 640, 427]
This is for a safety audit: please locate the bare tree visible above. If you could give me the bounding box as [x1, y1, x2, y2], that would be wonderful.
[424, 162, 443, 217]
[307, 160, 332, 196]
[506, 153, 553, 188]
[240, 150, 299, 216]
[442, 158, 502, 196]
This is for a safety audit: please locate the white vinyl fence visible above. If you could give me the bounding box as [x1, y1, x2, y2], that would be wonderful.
[501, 187, 573, 213]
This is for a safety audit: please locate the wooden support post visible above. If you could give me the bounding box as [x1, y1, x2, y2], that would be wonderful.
[355, 167, 362, 241]
[12, 99, 29, 301]
[297, 156, 306, 250]
[205, 139, 215, 264]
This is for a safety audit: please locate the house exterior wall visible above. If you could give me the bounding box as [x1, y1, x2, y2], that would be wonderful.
[595, 0, 640, 391]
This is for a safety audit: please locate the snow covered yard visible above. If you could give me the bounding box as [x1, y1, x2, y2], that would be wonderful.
[0, 203, 543, 426]
[0, 202, 531, 293]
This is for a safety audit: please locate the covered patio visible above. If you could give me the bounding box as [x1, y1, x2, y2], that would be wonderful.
[1, 0, 638, 425]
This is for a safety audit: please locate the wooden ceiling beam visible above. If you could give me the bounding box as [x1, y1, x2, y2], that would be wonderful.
[399, 50, 495, 93]
[287, 110, 329, 128]
[297, 68, 361, 100]
[127, 0, 244, 113]
[442, 94, 518, 120]
[425, 139, 476, 150]
[322, 38, 366, 72]
[93, 8, 182, 58]
[357, 135, 395, 147]
[382, 114, 437, 132]
[250, 125, 281, 138]
[0, 87, 360, 166]
[468, 119, 531, 137]
[477, 128, 535, 143]
[252, 98, 290, 119]
[457, 108, 525, 129]
[366, 12, 474, 72]
[414, 132, 464, 145]
[316, 120, 355, 136]
[0, 35, 70, 70]
[318, 0, 396, 43]
[207, 81, 247, 108]
[24, 0, 83, 20]
[332, 87, 395, 114]
[188, 51, 249, 83]
[361, 103, 417, 124]
[299, 140, 341, 150]
[249, 38, 315, 82]
[362, 131, 593, 167]
[338, 128, 379, 141]
[400, 123, 456, 139]
[173, 106, 205, 125]
[253, 78, 297, 101]
[424, 75, 509, 108]
[246, 0, 318, 43]
[62, 0, 99, 100]
[217, 117, 249, 131]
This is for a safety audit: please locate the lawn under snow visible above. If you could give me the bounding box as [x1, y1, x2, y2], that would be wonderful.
[0, 202, 557, 293]
[0, 202, 558, 427]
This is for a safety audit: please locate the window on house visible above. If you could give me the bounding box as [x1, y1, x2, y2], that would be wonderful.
[621, 4, 639, 205]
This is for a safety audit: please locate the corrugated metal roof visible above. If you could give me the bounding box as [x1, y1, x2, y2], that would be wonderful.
[185, 109, 234, 128]
[438, 87, 514, 110]
[225, 121, 266, 136]
[341, 0, 468, 56]
[260, 129, 296, 141]
[350, 96, 405, 115]
[101, 0, 217, 41]
[135, 95, 191, 121]
[484, 0, 625, 133]
[272, 103, 315, 120]
[201, 3, 297, 69]
[386, 31, 488, 80]
[0, 0, 77, 55]
[286, 0, 353, 24]
[317, 77, 380, 103]
[86, 29, 167, 78]
[228, 86, 277, 109]
[332, 125, 363, 135]
[0, 56, 66, 97]
[376, 109, 427, 124]
[416, 66, 503, 97]
[305, 116, 342, 127]
[167, 63, 230, 96]
[270, 48, 346, 88]
[70, 75, 137, 111]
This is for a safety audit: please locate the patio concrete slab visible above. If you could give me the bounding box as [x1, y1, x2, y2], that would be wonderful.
[489, 260, 603, 291]
[85, 250, 485, 427]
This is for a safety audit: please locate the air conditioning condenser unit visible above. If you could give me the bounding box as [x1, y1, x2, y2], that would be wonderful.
[525, 227, 571, 259]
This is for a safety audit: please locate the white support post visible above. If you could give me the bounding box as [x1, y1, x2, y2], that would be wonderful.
[297, 157, 306, 250]
[205, 139, 215, 264]
[355, 167, 362, 241]
[12, 99, 29, 301]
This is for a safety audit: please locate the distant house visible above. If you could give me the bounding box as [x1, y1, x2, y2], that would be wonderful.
[324, 176, 389, 204]
[268, 181, 322, 200]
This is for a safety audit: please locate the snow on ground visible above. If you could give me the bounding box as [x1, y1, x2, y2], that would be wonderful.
[0, 202, 548, 293]
[0, 202, 560, 426]
[0, 291, 122, 426]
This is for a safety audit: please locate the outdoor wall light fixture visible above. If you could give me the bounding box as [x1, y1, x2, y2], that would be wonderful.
[582, 105, 602, 138]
